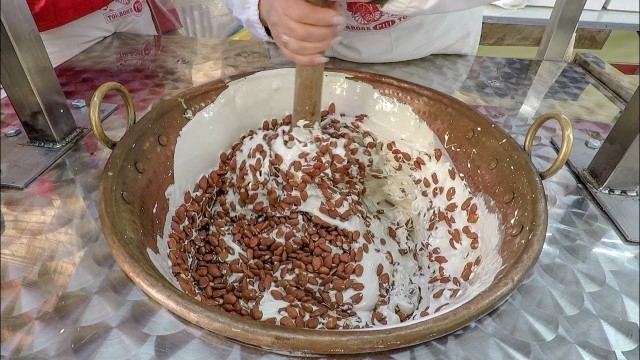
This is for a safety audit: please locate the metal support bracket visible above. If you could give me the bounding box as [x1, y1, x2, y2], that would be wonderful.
[587, 88, 639, 193]
[552, 87, 639, 243]
[1, 102, 117, 189]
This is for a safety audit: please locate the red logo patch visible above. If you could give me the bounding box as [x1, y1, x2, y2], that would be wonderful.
[373, 19, 396, 30]
[103, 0, 145, 23]
[132, 0, 144, 13]
[343, 4, 412, 31]
[346, 3, 384, 25]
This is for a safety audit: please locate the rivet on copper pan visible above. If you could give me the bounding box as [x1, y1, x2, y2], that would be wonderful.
[465, 129, 475, 139]
[510, 224, 523, 236]
[135, 161, 144, 174]
[488, 158, 498, 170]
[122, 191, 133, 204]
[503, 191, 515, 204]
[158, 135, 168, 146]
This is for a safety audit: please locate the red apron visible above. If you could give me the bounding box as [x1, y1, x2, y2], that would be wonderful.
[27, 0, 181, 33]
[27, 0, 113, 32]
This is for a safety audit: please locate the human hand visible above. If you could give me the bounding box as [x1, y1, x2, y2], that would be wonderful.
[259, 0, 369, 65]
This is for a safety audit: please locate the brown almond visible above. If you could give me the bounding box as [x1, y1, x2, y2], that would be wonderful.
[446, 187, 456, 201]
[461, 197, 472, 211]
[312, 257, 322, 270]
[280, 317, 295, 327]
[434, 149, 442, 162]
[351, 293, 363, 304]
[285, 306, 298, 319]
[434, 256, 448, 264]
[344, 263, 355, 276]
[448, 168, 456, 181]
[462, 262, 473, 281]
[354, 264, 364, 277]
[271, 290, 283, 300]
[380, 273, 390, 285]
[326, 316, 338, 329]
[352, 282, 365, 291]
[305, 317, 320, 329]
[433, 289, 445, 299]
[450, 288, 461, 299]
[311, 307, 327, 318]
[223, 293, 237, 305]
[250, 306, 263, 320]
[207, 264, 221, 277]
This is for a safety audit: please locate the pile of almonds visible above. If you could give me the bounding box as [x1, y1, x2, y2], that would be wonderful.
[167, 104, 483, 329]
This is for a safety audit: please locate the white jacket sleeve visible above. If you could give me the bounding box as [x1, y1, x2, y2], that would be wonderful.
[224, 0, 271, 41]
[382, 0, 494, 15]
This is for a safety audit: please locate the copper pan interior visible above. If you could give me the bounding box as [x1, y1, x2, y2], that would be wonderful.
[98, 68, 547, 355]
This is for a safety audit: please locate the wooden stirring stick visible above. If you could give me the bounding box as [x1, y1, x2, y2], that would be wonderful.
[292, 0, 329, 126]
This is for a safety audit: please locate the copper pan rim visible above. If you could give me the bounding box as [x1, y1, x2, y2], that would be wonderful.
[96, 68, 561, 355]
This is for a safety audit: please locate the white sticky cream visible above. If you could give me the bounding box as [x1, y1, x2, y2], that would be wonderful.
[149, 69, 502, 329]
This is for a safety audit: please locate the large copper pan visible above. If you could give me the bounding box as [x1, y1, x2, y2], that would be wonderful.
[89, 68, 573, 355]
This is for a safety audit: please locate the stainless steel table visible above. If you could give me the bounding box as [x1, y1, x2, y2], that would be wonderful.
[1, 33, 638, 359]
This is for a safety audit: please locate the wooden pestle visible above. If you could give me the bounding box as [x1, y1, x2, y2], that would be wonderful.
[292, 0, 329, 126]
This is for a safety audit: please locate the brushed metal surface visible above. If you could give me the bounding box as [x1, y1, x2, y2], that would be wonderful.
[1, 34, 638, 359]
[0, 102, 117, 189]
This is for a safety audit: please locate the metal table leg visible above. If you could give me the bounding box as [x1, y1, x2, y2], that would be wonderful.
[553, 87, 639, 243]
[536, 0, 587, 62]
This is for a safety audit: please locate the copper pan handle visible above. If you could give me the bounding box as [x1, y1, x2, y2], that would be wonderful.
[523, 112, 574, 180]
[89, 82, 136, 150]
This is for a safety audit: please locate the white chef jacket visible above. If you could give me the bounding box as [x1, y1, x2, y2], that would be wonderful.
[224, 0, 493, 63]
[40, 0, 158, 68]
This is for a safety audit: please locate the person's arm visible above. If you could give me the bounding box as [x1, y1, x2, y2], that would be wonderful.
[224, 0, 272, 41]
[382, 0, 494, 15]
[225, 0, 346, 65]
